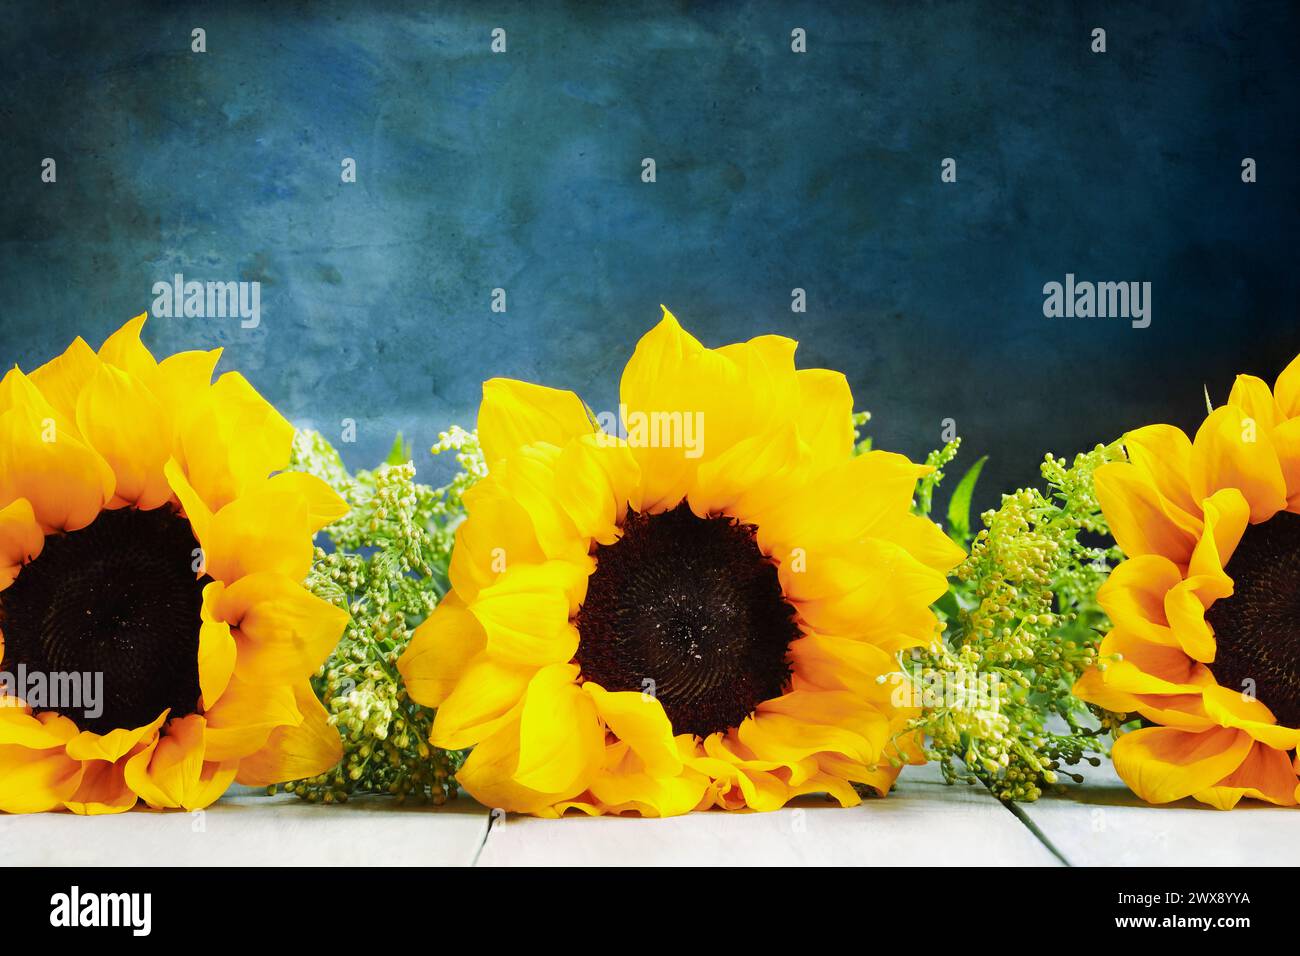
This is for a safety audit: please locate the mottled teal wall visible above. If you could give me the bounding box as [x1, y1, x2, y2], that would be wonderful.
[2, 1, 1297, 507]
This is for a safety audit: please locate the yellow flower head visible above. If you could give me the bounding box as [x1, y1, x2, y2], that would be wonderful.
[0, 315, 349, 814]
[1075, 353, 1300, 809]
[399, 309, 964, 816]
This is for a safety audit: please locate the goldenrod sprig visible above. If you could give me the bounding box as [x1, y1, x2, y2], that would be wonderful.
[902, 434, 1126, 800]
[272, 428, 485, 805]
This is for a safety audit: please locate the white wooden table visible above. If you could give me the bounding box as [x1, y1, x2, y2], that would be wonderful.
[4, 761, 1297, 866]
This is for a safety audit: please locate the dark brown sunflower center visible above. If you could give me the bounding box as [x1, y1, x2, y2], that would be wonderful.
[1204, 510, 1300, 729]
[574, 503, 799, 739]
[0, 506, 207, 733]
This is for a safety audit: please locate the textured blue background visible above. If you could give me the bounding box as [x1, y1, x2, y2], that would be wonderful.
[2, 1, 1297, 510]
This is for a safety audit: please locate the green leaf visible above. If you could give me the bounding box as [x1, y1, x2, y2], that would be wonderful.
[946, 455, 987, 543]
[933, 588, 961, 623]
[385, 431, 412, 466]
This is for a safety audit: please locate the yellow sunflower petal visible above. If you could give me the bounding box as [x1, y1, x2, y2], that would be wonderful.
[203, 477, 313, 583]
[514, 663, 603, 793]
[1201, 683, 1300, 750]
[0, 391, 115, 533]
[701, 730, 779, 769]
[1097, 628, 1211, 694]
[164, 457, 212, 545]
[177, 372, 294, 512]
[97, 313, 160, 391]
[1187, 487, 1249, 588]
[714, 333, 802, 446]
[201, 676, 301, 762]
[1072, 666, 1142, 714]
[1163, 578, 1218, 663]
[454, 713, 579, 814]
[124, 718, 239, 812]
[1192, 741, 1299, 809]
[28, 335, 101, 429]
[690, 744, 793, 811]
[583, 682, 682, 777]
[0, 739, 84, 812]
[869, 511, 967, 575]
[198, 583, 236, 709]
[618, 309, 753, 510]
[1130, 692, 1219, 731]
[1275, 353, 1300, 419]
[551, 435, 640, 545]
[488, 444, 588, 563]
[545, 800, 604, 817]
[262, 472, 349, 532]
[754, 450, 929, 555]
[787, 632, 903, 707]
[1271, 416, 1300, 509]
[1110, 724, 1252, 804]
[723, 765, 791, 812]
[448, 476, 548, 602]
[717, 332, 800, 400]
[189, 760, 242, 810]
[1190, 405, 1287, 523]
[681, 751, 744, 809]
[155, 347, 222, 415]
[1159, 488, 1246, 661]
[585, 739, 712, 817]
[1094, 461, 1201, 564]
[398, 593, 487, 708]
[477, 378, 594, 468]
[65, 710, 168, 763]
[211, 371, 294, 486]
[468, 561, 585, 667]
[784, 767, 863, 807]
[0, 365, 78, 452]
[430, 655, 532, 751]
[216, 572, 348, 686]
[818, 751, 896, 798]
[0, 706, 80, 748]
[1096, 554, 1182, 645]
[1123, 424, 1198, 516]
[1227, 374, 1278, 433]
[748, 689, 890, 767]
[738, 710, 876, 776]
[121, 715, 199, 809]
[235, 682, 342, 787]
[689, 424, 803, 518]
[75, 362, 172, 509]
[0, 497, 43, 592]
[792, 368, 855, 468]
[786, 536, 949, 638]
[64, 755, 140, 815]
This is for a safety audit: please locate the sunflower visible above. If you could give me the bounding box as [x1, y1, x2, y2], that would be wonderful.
[1075, 353, 1300, 809]
[0, 314, 349, 814]
[399, 308, 963, 816]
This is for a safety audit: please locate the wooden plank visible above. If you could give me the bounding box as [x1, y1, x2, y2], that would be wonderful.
[0, 793, 490, 867]
[1015, 762, 1300, 867]
[476, 761, 1061, 866]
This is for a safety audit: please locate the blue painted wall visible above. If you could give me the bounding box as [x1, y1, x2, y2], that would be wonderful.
[2, 1, 1297, 510]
